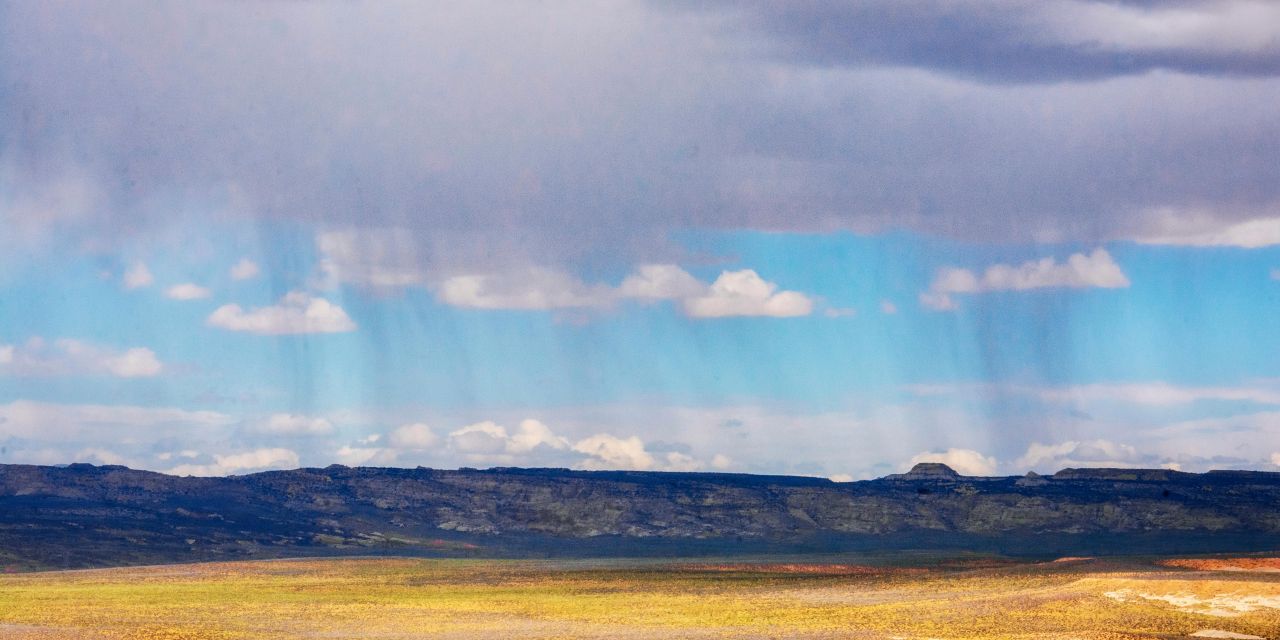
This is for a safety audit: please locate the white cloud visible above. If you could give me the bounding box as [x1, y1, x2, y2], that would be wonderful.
[912, 381, 1280, 407]
[165, 283, 212, 300]
[387, 422, 438, 449]
[829, 473, 854, 482]
[1136, 214, 1280, 249]
[617, 264, 706, 300]
[435, 264, 814, 319]
[681, 269, 813, 318]
[573, 433, 656, 470]
[437, 269, 615, 310]
[879, 300, 898, 314]
[921, 248, 1128, 310]
[907, 448, 997, 476]
[334, 445, 394, 466]
[918, 291, 958, 311]
[711, 453, 733, 470]
[1037, 382, 1280, 407]
[168, 448, 300, 477]
[1014, 439, 1156, 473]
[256, 413, 334, 436]
[229, 257, 260, 281]
[447, 419, 568, 456]
[0, 338, 162, 378]
[316, 229, 429, 289]
[1272, 452, 1280, 467]
[122, 261, 154, 289]
[0, 400, 232, 440]
[506, 419, 570, 453]
[662, 451, 701, 471]
[207, 291, 357, 335]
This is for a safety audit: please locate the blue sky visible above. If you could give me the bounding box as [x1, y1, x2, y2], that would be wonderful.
[3, 1, 1280, 478]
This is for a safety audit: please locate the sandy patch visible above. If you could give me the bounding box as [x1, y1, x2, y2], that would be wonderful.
[1104, 589, 1280, 617]
[1190, 631, 1266, 639]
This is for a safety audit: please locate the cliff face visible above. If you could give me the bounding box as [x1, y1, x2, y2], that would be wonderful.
[2, 463, 1279, 569]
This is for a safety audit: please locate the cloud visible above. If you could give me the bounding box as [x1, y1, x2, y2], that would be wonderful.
[3, 1, 1280, 266]
[617, 264, 707, 300]
[684, 1, 1280, 83]
[0, 338, 163, 378]
[448, 419, 570, 457]
[681, 270, 813, 318]
[316, 229, 428, 289]
[229, 257, 260, 281]
[207, 292, 356, 335]
[168, 448, 300, 477]
[1272, 452, 1280, 467]
[1012, 439, 1170, 473]
[437, 269, 615, 311]
[829, 473, 853, 483]
[910, 381, 1280, 407]
[0, 400, 232, 441]
[255, 413, 334, 436]
[436, 264, 814, 318]
[573, 434, 656, 470]
[122, 261, 154, 289]
[921, 249, 1128, 309]
[165, 283, 212, 300]
[387, 423, 438, 450]
[1133, 212, 1280, 248]
[907, 448, 997, 476]
[879, 300, 898, 315]
[711, 453, 733, 470]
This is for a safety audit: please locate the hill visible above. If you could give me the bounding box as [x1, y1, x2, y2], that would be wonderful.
[2, 462, 1279, 569]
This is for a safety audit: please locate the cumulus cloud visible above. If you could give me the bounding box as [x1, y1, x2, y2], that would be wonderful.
[921, 249, 1129, 310]
[573, 434, 656, 470]
[436, 264, 814, 318]
[387, 423, 438, 450]
[168, 448, 300, 477]
[1012, 439, 1174, 473]
[0, 338, 162, 378]
[165, 283, 212, 300]
[681, 270, 813, 318]
[448, 419, 570, 457]
[1272, 452, 1280, 467]
[907, 448, 997, 476]
[616, 264, 706, 300]
[122, 261, 154, 289]
[229, 257, 260, 281]
[207, 292, 356, 335]
[255, 413, 334, 436]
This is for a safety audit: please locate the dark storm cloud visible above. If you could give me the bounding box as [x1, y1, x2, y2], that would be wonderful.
[2, 1, 1279, 272]
[670, 0, 1280, 83]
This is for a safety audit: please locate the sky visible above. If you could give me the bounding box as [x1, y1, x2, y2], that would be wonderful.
[2, 0, 1280, 479]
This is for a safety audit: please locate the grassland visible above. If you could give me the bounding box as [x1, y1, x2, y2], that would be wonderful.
[0, 555, 1278, 639]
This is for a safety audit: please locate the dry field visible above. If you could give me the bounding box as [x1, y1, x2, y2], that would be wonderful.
[0, 555, 1278, 639]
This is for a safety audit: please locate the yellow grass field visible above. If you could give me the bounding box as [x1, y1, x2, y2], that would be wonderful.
[1, 555, 1278, 639]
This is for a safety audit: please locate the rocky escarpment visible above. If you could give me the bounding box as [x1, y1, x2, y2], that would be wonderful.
[2, 463, 1279, 569]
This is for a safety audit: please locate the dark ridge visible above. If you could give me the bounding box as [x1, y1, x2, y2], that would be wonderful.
[2, 463, 1279, 571]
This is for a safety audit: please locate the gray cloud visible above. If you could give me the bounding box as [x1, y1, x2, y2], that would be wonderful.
[671, 0, 1280, 83]
[3, 0, 1279, 270]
